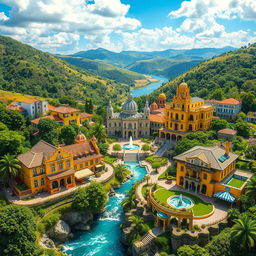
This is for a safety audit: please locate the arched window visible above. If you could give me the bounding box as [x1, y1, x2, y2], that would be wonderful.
[175, 113, 179, 120]
[67, 177, 72, 184]
[52, 181, 58, 189]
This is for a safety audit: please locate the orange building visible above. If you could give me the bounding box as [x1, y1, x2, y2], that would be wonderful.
[14, 134, 103, 197]
[16, 140, 76, 196]
[159, 82, 214, 141]
[174, 142, 252, 202]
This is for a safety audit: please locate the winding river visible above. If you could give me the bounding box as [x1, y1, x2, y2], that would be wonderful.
[132, 75, 169, 97]
[63, 162, 147, 256]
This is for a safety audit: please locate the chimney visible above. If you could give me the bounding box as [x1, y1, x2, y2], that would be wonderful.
[225, 141, 231, 155]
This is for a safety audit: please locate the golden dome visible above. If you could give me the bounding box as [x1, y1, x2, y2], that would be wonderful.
[179, 82, 188, 89]
[158, 93, 166, 99]
[75, 133, 86, 143]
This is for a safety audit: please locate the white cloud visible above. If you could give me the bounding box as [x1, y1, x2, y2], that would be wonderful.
[0, 0, 140, 52]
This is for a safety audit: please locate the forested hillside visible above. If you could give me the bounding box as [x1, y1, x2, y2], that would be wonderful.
[58, 55, 146, 85]
[0, 36, 129, 104]
[150, 43, 256, 113]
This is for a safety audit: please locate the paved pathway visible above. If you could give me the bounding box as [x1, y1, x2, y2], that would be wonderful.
[5, 163, 114, 207]
[136, 161, 228, 226]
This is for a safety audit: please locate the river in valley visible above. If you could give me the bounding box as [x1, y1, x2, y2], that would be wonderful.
[63, 162, 147, 256]
[132, 75, 169, 97]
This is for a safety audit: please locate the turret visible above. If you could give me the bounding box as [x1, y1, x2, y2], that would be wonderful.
[107, 100, 114, 119]
[144, 100, 150, 118]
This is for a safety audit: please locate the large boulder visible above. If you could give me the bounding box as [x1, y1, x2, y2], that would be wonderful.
[62, 211, 93, 227]
[47, 220, 71, 242]
[40, 234, 56, 249]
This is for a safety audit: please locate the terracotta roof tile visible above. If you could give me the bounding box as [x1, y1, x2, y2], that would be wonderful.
[80, 112, 92, 119]
[218, 128, 237, 135]
[206, 98, 241, 105]
[31, 115, 61, 125]
[51, 106, 80, 114]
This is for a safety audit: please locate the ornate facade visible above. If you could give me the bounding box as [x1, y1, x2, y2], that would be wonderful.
[159, 82, 214, 141]
[107, 94, 150, 139]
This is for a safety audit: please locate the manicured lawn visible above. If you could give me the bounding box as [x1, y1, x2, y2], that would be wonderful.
[106, 138, 118, 144]
[154, 188, 213, 217]
[141, 137, 153, 143]
[146, 156, 168, 167]
[104, 155, 117, 164]
[227, 178, 245, 188]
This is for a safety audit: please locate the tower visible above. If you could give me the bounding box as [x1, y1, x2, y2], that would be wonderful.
[172, 82, 191, 111]
[107, 100, 114, 119]
[158, 93, 166, 108]
[144, 100, 150, 118]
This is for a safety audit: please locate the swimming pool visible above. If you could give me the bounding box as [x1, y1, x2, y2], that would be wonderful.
[63, 162, 147, 256]
[224, 174, 247, 189]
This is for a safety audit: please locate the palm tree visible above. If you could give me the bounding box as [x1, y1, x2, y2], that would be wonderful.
[231, 216, 256, 249]
[92, 123, 107, 143]
[246, 176, 256, 203]
[227, 208, 240, 224]
[0, 154, 20, 185]
[121, 193, 136, 210]
[128, 215, 144, 233]
[115, 164, 129, 182]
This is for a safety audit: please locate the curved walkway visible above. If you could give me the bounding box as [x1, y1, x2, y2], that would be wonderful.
[5, 163, 114, 207]
[136, 162, 228, 226]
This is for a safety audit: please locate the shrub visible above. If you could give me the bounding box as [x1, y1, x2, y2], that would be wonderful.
[155, 234, 172, 254]
[37, 212, 61, 233]
[113, 144, 122, 151]
[142, 144, 150, 152]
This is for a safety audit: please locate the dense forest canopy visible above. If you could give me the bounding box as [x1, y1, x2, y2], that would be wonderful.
[0, 36, 129, 105]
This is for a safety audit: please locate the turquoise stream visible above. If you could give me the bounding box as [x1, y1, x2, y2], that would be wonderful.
[63, 162, 147, 256]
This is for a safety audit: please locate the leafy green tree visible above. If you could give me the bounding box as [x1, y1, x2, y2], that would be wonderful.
[38, 118, 59, 145]
[0, 205, 38, 256]
[0, 154, 20, 185]
[235, 121, 251, 137]
[0, 122, 8, 131]
[0, 104, 25, 130]
[205, 228, 233, 256]
[175, 138, 202, 155]
[246, 176, 256, 202]
[231, 216, 256, 249]
[59, 125, 76, 145]
[240, 194, 255, 211]
[209, 88, 224, 100]
[59, 96, 77, 107]
[241, 92, 256, 113]
[91, 123, 107, 143]
[152, 162, 161, 173]
[114, 164, 130, 182]
[113, 144, 122, 151]
[177, 244, 209, 256]
[236, 112, 246, 121]
[128, 215, 144, 235]
[98, 143, 109, 155]
[211, 118, 229, 131]
[0, 130, 25, 156]
[245, 145, 256, 160]
[121, 183, 137, 210]
[232, 136, 247, 152]
[72, 181, 107, 212]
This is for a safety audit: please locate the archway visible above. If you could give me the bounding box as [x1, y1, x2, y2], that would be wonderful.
[171, 134, 176, 141]
[201, 184, 207, 194]
[188, 124, 193, 131]
[52, 181, 58, 189]
[191, 182, 196, 192]
[60, 179, 65, 188]
[161, 132, 165, 139]
[185, 181, 189, 189]
[177, 135, 182, 141]
[67, 177, 72, 184]
[128, 131, 132, 138]
[180, 176, 184, 186]
[166, 133, 171, 140]
[197, 185, 200, 193]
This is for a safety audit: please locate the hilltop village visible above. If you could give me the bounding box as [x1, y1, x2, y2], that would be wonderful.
[0, 76, 256, 256]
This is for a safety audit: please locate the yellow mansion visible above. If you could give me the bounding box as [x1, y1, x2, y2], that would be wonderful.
[12, 134, 102, 197]
[159, 82, 214, 141]
[174, 142, 252, 201]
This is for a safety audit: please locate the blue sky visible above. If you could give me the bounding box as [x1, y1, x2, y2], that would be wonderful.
[0, 0, 255, 53]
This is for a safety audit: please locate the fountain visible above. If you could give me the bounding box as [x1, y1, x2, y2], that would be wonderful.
[122, 136, 140, 150]
[167, 194, 194, 209]
[129, 136, 133, 147]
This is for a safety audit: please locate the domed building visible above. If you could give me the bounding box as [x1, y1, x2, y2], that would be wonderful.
[158, 93, 166, 108]
[107, 93, 150, 139]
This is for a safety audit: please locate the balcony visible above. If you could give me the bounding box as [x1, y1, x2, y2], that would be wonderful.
[185, 174, 201, 182]
[185, 163, 211, 173]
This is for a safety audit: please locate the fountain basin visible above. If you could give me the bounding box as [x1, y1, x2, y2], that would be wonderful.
[167, 195, 194, 209]
[122, 144, 140, 150]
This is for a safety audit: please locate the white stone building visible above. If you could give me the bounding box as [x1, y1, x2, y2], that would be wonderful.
[106, 94, 150, 139]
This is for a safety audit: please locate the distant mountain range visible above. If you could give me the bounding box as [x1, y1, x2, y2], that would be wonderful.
[64, 46, 236, 79]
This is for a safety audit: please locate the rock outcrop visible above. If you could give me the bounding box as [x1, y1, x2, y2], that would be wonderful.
[47, 220, 71, 242]
[40, 234, 56, 249]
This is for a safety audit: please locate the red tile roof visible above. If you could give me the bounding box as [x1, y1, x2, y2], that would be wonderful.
[218, 128, 237, 135]
[206, 98, 241, 105]
[80, 112, 92, 119]
[51, 106, 80, 114]
[31, 115, 62, 125]
[7, 103, 26, 112]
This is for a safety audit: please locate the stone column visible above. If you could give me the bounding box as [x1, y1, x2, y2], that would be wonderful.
[178, 218, 182, 228]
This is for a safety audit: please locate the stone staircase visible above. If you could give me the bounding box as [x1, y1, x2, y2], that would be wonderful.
[155, 140, 172, 157]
